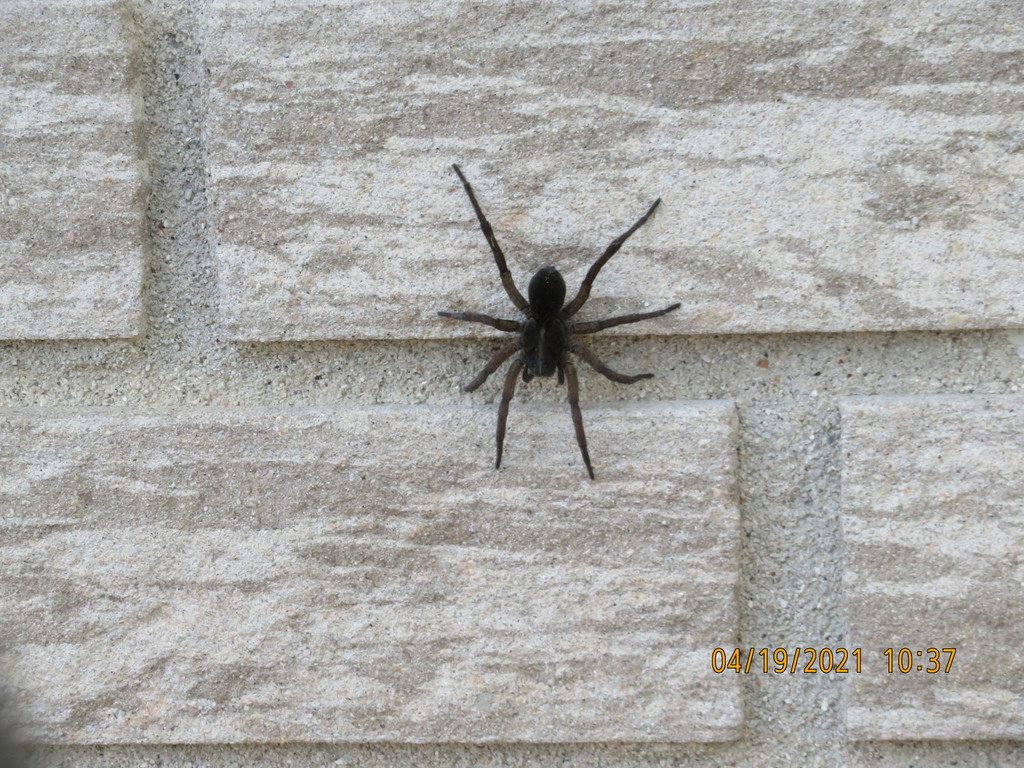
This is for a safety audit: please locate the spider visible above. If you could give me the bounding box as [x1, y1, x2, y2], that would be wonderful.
[439, 164, 680, 479]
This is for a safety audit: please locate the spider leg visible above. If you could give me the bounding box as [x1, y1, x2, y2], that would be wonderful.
[562, 361, 595, 480]
[464, 343, 518, 392]
[563, 198, 661, 317]
[496, 359, 524, 470]
[451, 164, 529, 311]
[438, 311, 520, 333]
[572, 302, 681, 334]
[572, 341, 654, 384]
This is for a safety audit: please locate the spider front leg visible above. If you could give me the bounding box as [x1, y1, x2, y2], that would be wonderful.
[572, 341, 653, 384]
[564, 198, 661, 317]
[451, 164, 529, 311]
[572, 302, 681, 334]
[437, 311, 520, 332]
[562, 361, 595, 480]
[495, 359, 524, 470]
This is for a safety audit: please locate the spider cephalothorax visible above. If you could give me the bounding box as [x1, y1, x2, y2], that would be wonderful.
[439, 164, 680, 479]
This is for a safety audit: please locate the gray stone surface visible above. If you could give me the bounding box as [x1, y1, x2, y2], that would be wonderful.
[206, 0, 1024, 341]
[4, 0, 1024, 765]
[0, 402, 742, 743]
[0, 0, 144, 339]
[841, 395, 1024, 740]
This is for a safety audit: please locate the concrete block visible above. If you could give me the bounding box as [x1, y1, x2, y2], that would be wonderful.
[841, 395, 1024, 740]
[0, 0, 144, 339]
[0, 402, 742, 743]
[206, 0, 1024, 341]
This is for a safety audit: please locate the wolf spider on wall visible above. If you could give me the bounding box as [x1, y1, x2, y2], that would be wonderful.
[439, 164, 679, 479]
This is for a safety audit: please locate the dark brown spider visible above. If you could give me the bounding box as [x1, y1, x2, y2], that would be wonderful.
[439, 164, 680, 479]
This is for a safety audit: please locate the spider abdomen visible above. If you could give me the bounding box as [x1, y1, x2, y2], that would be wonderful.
[522, 316, 568, 377]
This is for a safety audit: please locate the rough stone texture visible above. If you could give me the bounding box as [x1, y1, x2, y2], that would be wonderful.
[206, 0, 1024, 341]
[0, 402, 742, 743]
[0, 0, 144, 339]
[5, 0, 1024, 765]
[840, 395, 1024, 740]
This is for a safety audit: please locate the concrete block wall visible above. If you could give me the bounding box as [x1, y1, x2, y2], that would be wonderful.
[1, 1, 1022, 766]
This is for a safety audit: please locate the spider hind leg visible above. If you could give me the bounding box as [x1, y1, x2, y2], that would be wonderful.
[496, 360, 524, 470]
[572, 342, 654, 384]
[562, 362, 595, 480]
[464, 343, 518, 392]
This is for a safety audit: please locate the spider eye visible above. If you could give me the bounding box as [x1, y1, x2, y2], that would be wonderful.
[527, 266, 566, 318]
